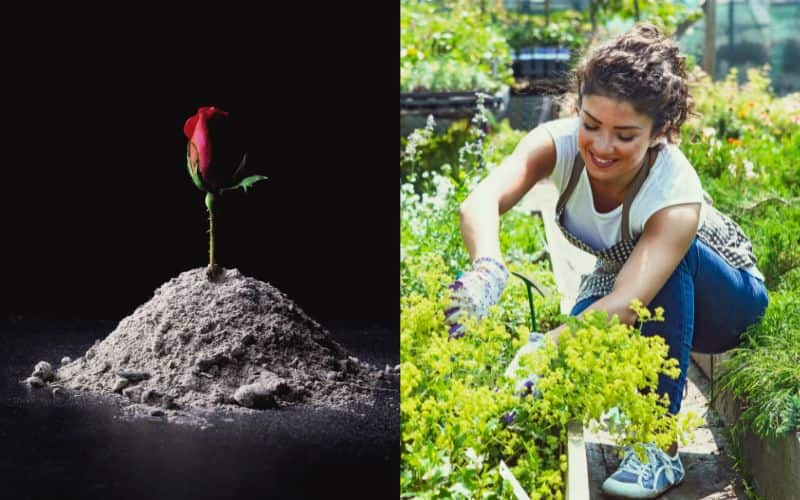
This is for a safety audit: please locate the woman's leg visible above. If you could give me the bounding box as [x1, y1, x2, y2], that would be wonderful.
[570, 265, 694, 415]
[569, 236, 769, 415]
[690, 238, 769, 354]
[570, 295, 603, 316]
[638, 236, 768, 414]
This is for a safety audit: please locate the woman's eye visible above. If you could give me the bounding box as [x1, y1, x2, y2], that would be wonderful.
[584, 123, 635, 142]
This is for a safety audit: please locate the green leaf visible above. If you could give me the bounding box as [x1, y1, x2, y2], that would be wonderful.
[186, 144, 207, 192]
[448, 483, 473, 497]
[220, 174, 268, 194]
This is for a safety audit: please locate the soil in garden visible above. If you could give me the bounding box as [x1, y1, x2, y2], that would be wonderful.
[511, 76, 570, 96]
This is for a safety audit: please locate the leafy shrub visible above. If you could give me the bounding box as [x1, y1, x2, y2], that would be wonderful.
[401, 1, 513, 92]
[401, 98, 698, 498]
[498, 10, 587, 51]
[400, 116, 528, 190]
[682, 66, 800, 289]
[401, 269, 699, 497]
[718, 291, 800, 438]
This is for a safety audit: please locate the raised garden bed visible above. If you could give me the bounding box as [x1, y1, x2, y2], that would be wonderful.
[512, 46, 571, 79]
[498, 421, 589, 500]
[566, 421, 590, 500]
[400, 86, 510, 136]
[400, 87, 510, 119]
[692, 352, 800, 499]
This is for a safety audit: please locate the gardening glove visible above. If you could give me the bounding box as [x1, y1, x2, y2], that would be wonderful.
[505, 331, 547, 398]
[444, 256, 509, 338]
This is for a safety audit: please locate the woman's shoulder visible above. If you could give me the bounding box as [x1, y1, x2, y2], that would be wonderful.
[646, 143, 699, 184]
[632, 143, 705, 225]
[540, 116, 579, 139]
[633, 145, 702, 207]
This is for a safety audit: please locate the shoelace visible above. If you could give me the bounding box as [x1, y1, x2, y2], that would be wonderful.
[617, 445, 664, 484]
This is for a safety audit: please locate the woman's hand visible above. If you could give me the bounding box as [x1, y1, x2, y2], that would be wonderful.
[444, 257, 509, 337]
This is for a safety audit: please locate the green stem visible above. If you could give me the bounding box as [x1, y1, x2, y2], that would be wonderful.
[206, 192, 215, 271]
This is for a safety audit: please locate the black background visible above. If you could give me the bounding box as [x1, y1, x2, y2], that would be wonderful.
[0, 10, 397, 325]
[0, 8, 399, 500]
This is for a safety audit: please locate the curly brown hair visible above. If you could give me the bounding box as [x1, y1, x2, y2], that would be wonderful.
[568, 23, 694, 145]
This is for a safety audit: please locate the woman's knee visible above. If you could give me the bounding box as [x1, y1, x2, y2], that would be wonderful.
[678, 235, 700, 278]
[749, 279, 770, 326]
[570, 296, 602, 317]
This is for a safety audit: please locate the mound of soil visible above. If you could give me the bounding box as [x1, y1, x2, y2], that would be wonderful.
[27, 268, 396, 417]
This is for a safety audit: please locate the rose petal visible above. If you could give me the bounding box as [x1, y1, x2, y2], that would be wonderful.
[183, 114, 200, 139]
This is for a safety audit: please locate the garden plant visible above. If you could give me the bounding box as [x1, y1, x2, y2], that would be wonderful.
[400, 102, 700, 498]
[184, 106, 268, 279]
[401, 4, 799, 495]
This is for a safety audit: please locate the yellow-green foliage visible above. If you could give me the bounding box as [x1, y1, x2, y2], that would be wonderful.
[516, 301, 701, 459]
[401, 251, 700, 498]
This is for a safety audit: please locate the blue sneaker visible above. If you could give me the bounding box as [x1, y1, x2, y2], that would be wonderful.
[601, 443, 685, 499]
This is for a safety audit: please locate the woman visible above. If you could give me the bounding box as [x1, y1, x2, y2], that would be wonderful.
[445, 23, 768, 499]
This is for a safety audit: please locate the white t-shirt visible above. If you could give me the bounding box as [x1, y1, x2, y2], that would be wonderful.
[541, 116, 765, 281]
[542, 116, 705, 250]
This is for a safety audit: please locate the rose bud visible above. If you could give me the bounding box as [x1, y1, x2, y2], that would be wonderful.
[183, 106, 266, 195]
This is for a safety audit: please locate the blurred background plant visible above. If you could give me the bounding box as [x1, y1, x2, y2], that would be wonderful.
[401, 0, 514, 92]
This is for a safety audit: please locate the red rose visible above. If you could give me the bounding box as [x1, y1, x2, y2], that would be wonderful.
[184, 106, 247, 195]
[182, 106, 267, 277]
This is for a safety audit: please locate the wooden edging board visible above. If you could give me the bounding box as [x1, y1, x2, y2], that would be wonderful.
[566, 420, 590, 500]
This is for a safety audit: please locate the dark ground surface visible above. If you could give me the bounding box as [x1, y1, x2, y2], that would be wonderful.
[0, 319, 399, 500]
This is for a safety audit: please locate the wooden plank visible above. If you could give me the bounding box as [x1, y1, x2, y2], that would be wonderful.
[498, 460, 531, 500]
[566, 420, 590, 500]
[520, 179, 596, 314]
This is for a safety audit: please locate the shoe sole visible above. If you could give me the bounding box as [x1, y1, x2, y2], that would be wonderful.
[601, 477, 684, 499]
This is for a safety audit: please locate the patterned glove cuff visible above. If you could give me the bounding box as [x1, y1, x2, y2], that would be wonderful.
[471, 256, 509, 308]
[473, 256, 509, 284]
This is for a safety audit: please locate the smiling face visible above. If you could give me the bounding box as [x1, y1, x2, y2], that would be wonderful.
[577, 94, 663, 193]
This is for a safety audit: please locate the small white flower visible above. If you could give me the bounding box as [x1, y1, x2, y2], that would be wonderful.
[702, 127, 716, 138]
[403, 115, 437, 164]
[743, 160, 756, 179]
[425, 114, 435, 129]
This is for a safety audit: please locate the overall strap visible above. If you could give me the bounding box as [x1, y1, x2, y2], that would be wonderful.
[555, 152, 586, 215]
[556, 148, 655, 244]
[620, 148, 655, 244]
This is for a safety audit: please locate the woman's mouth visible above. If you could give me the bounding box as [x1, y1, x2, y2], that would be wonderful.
[589, 151, 617, 168]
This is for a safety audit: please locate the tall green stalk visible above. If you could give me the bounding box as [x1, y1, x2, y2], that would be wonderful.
[206, 192, 216, 275]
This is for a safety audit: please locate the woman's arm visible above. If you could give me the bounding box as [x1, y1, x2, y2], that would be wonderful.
[572, 202, 701, 327]
[459, 126, 557, 262]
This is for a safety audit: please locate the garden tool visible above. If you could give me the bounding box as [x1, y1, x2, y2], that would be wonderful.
[504, 271, 550, 390]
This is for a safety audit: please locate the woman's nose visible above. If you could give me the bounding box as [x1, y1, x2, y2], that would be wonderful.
[593, 136, 614, 155]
